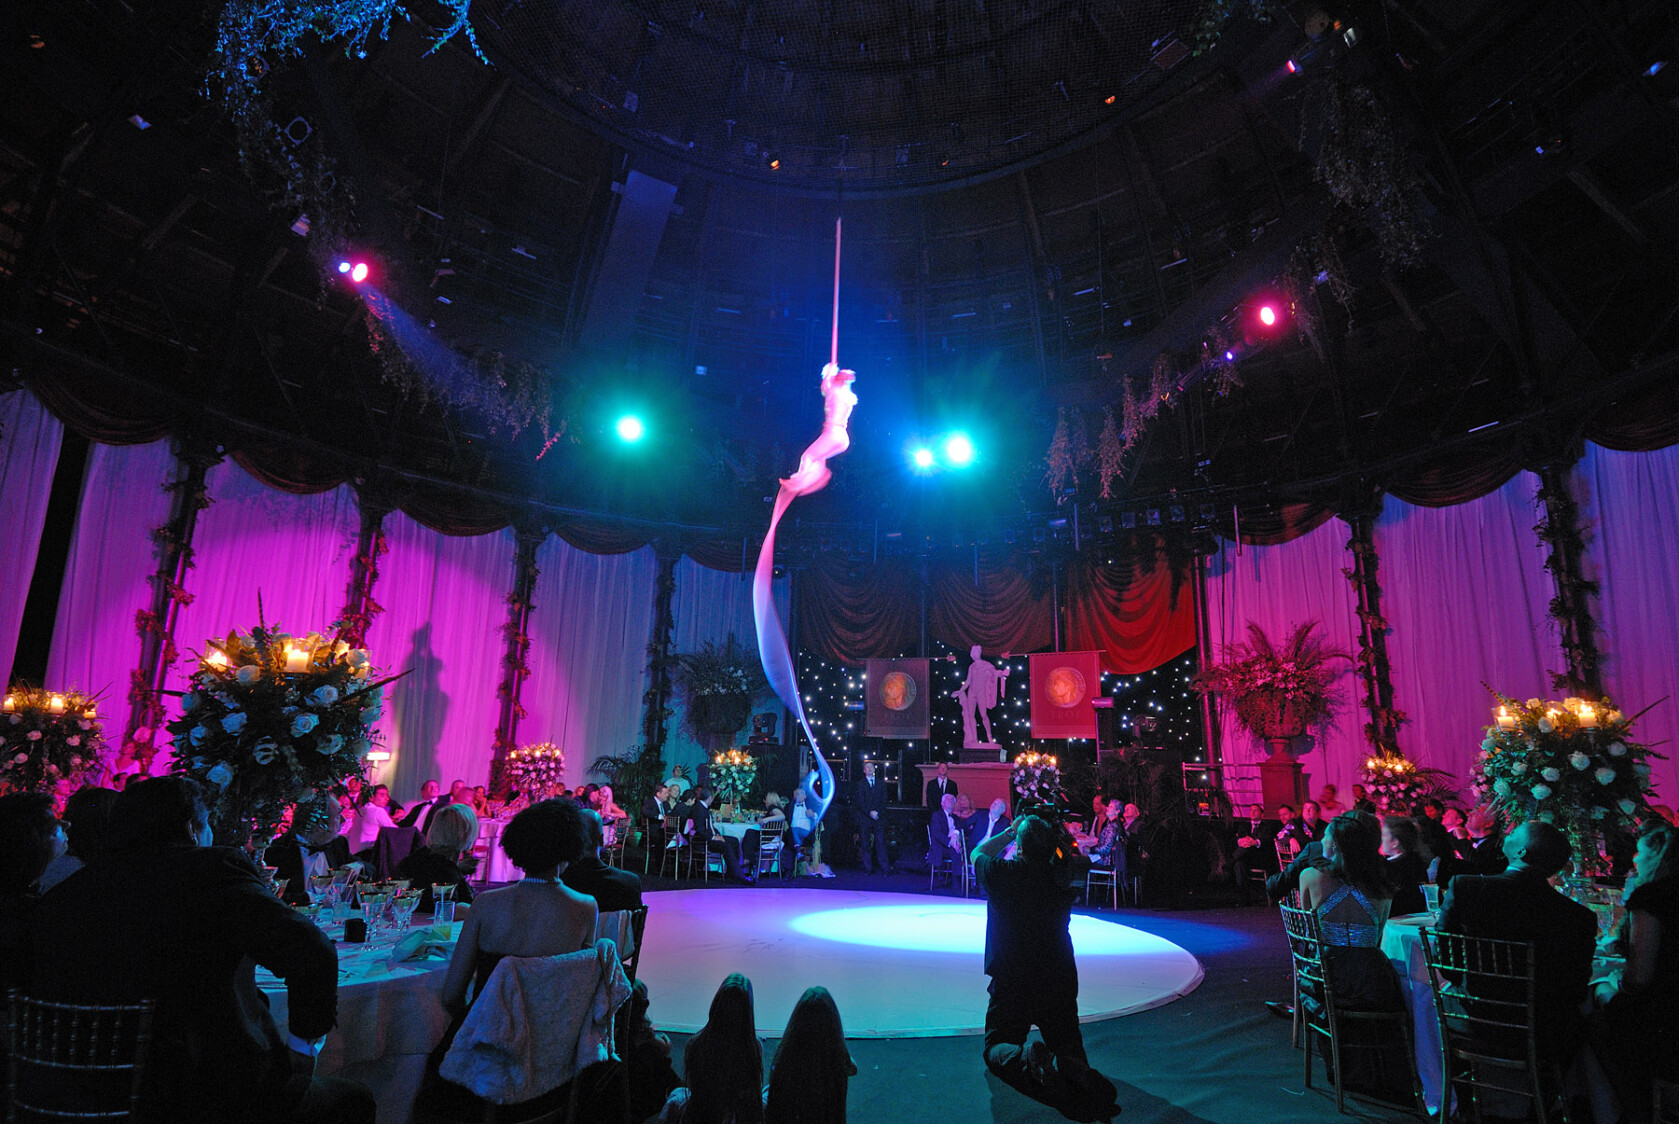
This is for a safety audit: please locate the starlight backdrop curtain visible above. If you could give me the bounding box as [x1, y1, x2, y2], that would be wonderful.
[666, 557, 790, 776]
[1205, 518, 1364, 802]
[522, 537, 659, 789]
[0, 392, 65, 690]
[364, 514, 512, 797]
[1576, 442, 1679, 802]
[1375, 475, 1555, 787]
[46, 440, 177, 717]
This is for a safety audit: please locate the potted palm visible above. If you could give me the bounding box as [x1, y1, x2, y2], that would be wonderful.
[1193, 621, 1348, 761]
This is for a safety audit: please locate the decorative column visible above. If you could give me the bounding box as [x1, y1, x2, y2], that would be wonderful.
[490, 525, 543, 794]
[337, 487, 391, 647]
[1189, 547, 1223, 770]
[124, 434, 221, 772]
[640, 541, 679, 758]
[1534, 460, 1604, 698]
[1341, 503, 1406, 757]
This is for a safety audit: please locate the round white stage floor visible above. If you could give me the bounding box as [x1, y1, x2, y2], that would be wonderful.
[635, 888, 1204, 1038]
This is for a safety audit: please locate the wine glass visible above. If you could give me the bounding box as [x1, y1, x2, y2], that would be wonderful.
[307, 873, 336, 907]
[391, 891, 420, 934]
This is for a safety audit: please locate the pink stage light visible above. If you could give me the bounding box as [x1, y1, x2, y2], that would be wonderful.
[1258, 304, 1277, 327]
[338, 260, 370, 283]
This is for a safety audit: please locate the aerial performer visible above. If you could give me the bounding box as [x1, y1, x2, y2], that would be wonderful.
[754, 217, 852, 843]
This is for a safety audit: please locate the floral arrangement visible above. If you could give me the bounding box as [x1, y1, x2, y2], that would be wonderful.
[1473, 694, 1658, 867]
[1012, 751, 1061, 804]
[0, 688, 107, 793]
[709, 747, 758, 807]
[1193, 621, 1348, 741]
[168, 624, 395, 845]
[1360, 754, 1453, 814]
[506, 742, 565, 800]
[676, 635, 766, 742]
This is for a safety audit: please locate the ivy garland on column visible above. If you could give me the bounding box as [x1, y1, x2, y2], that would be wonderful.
[124, 439, 221, 772]
[490, 529, 542, 794]
[640, 544, 680, 759]
[1341, 509, 1407, 756]
[336, 494, 389, 648]
[1534, 464, 1604, 697]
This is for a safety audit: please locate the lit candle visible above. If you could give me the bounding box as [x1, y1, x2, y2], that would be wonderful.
[48, 695, 65, 714]
[85, 704, 97, 719]
[1, 695, 12, 712]
[284, 646, 308, 674]
[1578, 704, 1598, 729]
[206, 649, 229, 670]
[1495, 706, 1516, 731]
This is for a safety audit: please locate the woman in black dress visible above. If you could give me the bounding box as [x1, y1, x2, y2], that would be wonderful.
[1595, 823, 1679, 1122]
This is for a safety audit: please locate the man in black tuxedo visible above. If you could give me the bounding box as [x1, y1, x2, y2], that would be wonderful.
[640, 783, 673, 856]
[686, 788, 753, 883]
[1438, 819, 1596, 1065]
[1461, 807, 1508, 874]
[966, 798, 1012, 855]
[28, 776, 373, 1124]
[1231, 803, 1281, 904]
[925, 760, 959, 807]
[265, 796, 357, 905]
[928, 793, 964, 884]
[397, 778, 441, 829]
[563, 811, 644, 912]
[854, 760, 890, 874]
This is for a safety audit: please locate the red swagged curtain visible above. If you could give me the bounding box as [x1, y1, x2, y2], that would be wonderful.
[928, 546, 1054, 656]
[1065, 546, 1196, 674]
[795, 554, 920, 663]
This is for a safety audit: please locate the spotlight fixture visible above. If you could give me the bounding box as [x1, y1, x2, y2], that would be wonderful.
[615, 415, 646, 443]
[337, 260, 370, 283]
[943, 433, 975, 467]
[1258, 304, 1277, 327]
[911, 447, 935, 470]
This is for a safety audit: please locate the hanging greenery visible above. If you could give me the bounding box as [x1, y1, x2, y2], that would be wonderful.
[1534, 470, 1603, 696]
[1096, 407, 1124, 499]
[1308, 75, 1428, 267]
[1344, 518, 1408, 754]
[1044, 408, 1076, 495]
[363, 308, 558, 439]
[1188, 0, 1278, 55]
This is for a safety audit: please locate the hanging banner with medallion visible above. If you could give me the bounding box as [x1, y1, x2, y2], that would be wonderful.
[864, 658, 930, 739]
[1029, 651, 1102, 739]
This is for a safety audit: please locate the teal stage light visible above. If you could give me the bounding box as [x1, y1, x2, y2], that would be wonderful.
[911, 447, 935, 469]
[943, 433, 975, 466]
[615, 415, 646, 442]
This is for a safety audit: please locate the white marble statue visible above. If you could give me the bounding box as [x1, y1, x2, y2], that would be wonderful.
[953, 645, 1009, 749]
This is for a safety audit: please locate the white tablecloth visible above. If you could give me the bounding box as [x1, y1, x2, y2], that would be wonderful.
[1380, 913, 1444, 1114]
[479, 818, 518, 884]
[259, 923, 460, 1124]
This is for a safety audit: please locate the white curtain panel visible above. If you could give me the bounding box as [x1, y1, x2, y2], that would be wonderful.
[364, 514, 513, 798]
[1205, 518, 1365, 804]
[665, 557, 790, 777]
[46, 440, 177, 727]
[1375, 476, 1555, 791]
[1576, 442, 1679, 803]
[0, 391, 65, 689]
[522, 538, 658, 789]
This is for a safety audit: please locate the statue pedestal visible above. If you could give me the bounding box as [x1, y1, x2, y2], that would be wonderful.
[956, 746, 1006, 764]
[916, 762, 1014, 810]
[1260, 758, 1306, 815]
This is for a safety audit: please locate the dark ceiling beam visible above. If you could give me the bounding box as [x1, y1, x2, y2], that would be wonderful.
[442, 75, 511, 187]
[1565, 167, 1655, 249]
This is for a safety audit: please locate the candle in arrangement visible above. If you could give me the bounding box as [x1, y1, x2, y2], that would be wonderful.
[1578, 704, 1598, 729]
[284, 646, 309, 674]
[1496, 706, 1516, 731]
[206, 649, 229, 670]
[1, 695, 12, 713]
[48, 695, 65, 714]
[85, 704, 97, 719]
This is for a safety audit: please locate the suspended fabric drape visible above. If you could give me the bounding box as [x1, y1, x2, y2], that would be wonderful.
[1205, 519, 1365, 801]
[0, 392, 65, 690]
[666, 558, 790, 775]
[46, 440, 176, 722]
[1375, 476, 1555, 787]
[364, 514, 512, 797]
[522, 538, 658, 789]
[1576, 442, 1679, 802]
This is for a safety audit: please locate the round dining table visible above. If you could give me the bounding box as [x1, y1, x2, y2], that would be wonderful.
[1379, 912, 1445, 1114]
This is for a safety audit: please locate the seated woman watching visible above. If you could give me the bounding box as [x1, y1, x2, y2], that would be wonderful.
[1595, 823, 1679, 1121]
[764, 986, 855, 1124]
[396, 803, 478, 913]
[660, 972, 763, 1124]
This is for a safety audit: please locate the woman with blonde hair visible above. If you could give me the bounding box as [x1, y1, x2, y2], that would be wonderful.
[396, 802, 478, 912]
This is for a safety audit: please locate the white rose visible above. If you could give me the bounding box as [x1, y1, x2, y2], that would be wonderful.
[221, 713, 247, 735]
[1607, 741, 1627, 757]
[1537, 719, 1554, 734]
[66, 736, 80, 747]
[309, 685, 339, 707]
[1511, 762, 1527, 775]
[235, 665, 261, 685]
[11, 753, 25, 764]
[1595, 767, 1616, 785]
[26, 731, 42, 742]
[1531, 784, 1552, 800]
[1620, 799, 1638, 815]
[1541, 767, 1561, 782]
[1568, 752, 1591, 771]
[8, 714, 19, 725]
[347, 649, 370, 669]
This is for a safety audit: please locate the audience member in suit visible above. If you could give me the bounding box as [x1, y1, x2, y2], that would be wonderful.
[1379, 817, 1431, 916]
[925, 761, 959, 807]
[1462, 807, 1509, 874]
[395, 803, 477, 913]
[1297, 801, 1326, 846]
[1232, 803, 1282, 904]
[853, 760, 890, 874]
[1275, 804, 1308, 860]
[0, 792, 65, 993]
[764, 986, 856, 1124]
[642, 783, 674, 852]
[1350, 784, 1378, 814]
[28, 776, 373, 1124]
[687, 788, 753, 883]
[1438, 819, 1597, 1065]
[265, 796, 356, 905]
[1268, 809, 1382, 904]
[38, 785, 117, 893]
[562, 810, 644, 912]
[968, 798, 1013, 854]
[1416, 816, 1469, 891]
[929, 794, 964, 883]
[397, 778, 441, 828]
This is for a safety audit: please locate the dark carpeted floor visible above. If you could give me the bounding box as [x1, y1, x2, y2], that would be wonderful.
[620, 864, 1418, 1123]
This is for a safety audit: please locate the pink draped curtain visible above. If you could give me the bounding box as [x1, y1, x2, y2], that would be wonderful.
[0, 392, 65, 689]
[665, 557, 790, 776]
[1576, 442, 1679, 802]
[522, 538, 658, 789]
[1205, 518, 1365, 804]
[364, 515, 513, 798]
[1375, 476, 1555, 789]
[46, 440, 176, 724]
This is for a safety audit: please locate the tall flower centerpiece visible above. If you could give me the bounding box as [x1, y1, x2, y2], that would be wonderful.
[709, 747, 758, 810]
[0, 688, 107, 793]
[1473, 693, 1659, 875]
[506, 742, 565, 801]
[1012, 751, 1062, 805]
[1360, 753, 1453, 813]
[169, 625, 396, 846]
[1193, 621, 1349, 760]
[676, 635, 766, 749]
